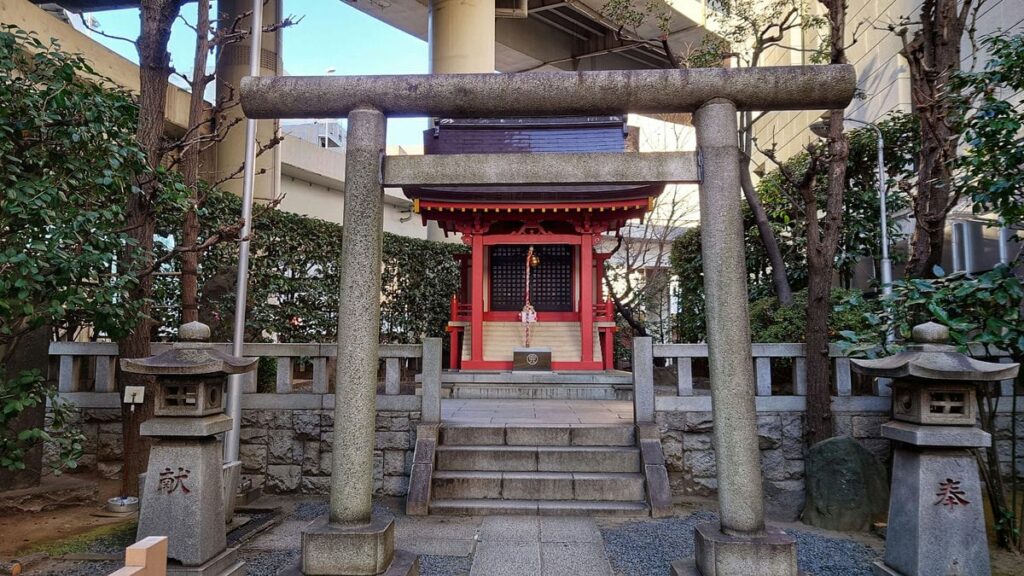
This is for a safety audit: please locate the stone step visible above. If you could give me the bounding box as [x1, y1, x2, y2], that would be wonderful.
[441, 425, 635, 447]
[430, 498, 649, 516]
[431, 470, 646, 501]
[435, 445, 641, 473]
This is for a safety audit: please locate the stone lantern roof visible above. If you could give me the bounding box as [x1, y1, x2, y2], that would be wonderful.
[120, 321, 257, 376]
[850, 321, 1019, 382]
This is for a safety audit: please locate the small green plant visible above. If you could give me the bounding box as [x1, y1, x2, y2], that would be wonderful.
[0, 369, 83, 472]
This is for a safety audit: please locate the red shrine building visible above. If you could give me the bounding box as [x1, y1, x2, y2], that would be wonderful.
[402, 117, 666, 372]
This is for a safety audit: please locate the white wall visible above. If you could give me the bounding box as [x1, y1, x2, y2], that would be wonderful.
[752, 0, 1024, 163]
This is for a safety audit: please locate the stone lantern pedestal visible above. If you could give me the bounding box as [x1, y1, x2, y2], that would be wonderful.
[122, 322, 257, 576]
[852, 322, 1019, 576]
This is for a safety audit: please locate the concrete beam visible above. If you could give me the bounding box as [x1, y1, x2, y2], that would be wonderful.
[5, 0, 192, 132]
[241, 65, 856, 119]
[382, 151, 699, 186]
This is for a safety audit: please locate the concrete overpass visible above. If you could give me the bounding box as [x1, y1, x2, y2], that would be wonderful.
[28, 0, 714, 235]
[33, 0, 714, 73]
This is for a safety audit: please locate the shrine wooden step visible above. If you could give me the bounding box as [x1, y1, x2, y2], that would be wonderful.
[431, 470, 646, 502]
[429, 498, 649, 516]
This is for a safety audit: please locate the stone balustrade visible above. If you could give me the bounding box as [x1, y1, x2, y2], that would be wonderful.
[49, 340, 441, 493]
[630, 337, 1021, 520]
[51, 340, 441, 399]
[48, 338, 1020, 510]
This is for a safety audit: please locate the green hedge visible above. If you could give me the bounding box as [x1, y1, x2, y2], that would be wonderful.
[155, 189, 467, 344]
[748, 288, 875, 343]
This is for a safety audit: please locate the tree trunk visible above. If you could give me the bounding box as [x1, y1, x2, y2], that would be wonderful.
[804, 249, 833, 444]
[117, 0, 182, 497]
[903, 0, 971, 277]
[976, 384, 1015, 550]
[180, 0, 212, 324]
[740, 154, 793, 305]
[806, 0, 849, 446]
[0, 326, 51, 491]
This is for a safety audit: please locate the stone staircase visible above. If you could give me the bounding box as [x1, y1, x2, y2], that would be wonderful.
[427, 424, 650, 515]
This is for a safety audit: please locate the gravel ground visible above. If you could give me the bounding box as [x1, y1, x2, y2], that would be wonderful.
[601, 512, 879, 576]
[420, 554, 474, 576]
[289, 500, 391, 522]
[241, 548, 302, 575]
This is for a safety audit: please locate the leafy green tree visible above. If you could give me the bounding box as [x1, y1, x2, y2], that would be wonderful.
[839, 32, 1024, 553]
[0, 26, 149, 471]
[672, 113, 917, 341]
[952, 33, 1024, 229]
[756, 113, 918, 286]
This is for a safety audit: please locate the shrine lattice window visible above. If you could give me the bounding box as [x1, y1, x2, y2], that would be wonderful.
[490, 245, 573, 312]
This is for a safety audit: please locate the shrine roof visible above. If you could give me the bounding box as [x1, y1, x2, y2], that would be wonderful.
[424, 116, 629, 154]
[402, 116, 666, 207]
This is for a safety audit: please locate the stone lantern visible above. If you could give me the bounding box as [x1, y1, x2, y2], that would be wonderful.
[851, 321, 1018, 576]
[121, 321, 257, 576]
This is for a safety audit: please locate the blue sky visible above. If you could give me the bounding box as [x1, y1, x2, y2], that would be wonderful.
[87, 0, 430, 145]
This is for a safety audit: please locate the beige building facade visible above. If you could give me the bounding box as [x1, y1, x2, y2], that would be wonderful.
[750, 0, 1023, 161]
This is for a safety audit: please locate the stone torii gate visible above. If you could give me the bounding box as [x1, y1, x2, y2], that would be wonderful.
[241, 66, 855, 576]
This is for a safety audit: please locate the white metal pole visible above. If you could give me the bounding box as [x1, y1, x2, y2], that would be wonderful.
[224, 0, 264, 463]
[844, 119, 892, 295]
[843, 119, 893, 347]
[873, 127, 892, 296]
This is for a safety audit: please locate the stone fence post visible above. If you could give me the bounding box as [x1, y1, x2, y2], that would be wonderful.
[421, 338, 442, 423]
[633, 337, 654, 423]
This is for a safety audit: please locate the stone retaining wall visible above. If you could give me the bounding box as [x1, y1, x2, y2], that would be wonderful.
[654, 408, 890, 520]
[60, 395, 422, 497]
[654, 398, 1024, 521]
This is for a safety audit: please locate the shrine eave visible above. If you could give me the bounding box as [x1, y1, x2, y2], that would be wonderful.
[402, 183, 665, 204]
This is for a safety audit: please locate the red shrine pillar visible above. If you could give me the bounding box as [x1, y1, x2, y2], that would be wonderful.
[580, 235, 594, 364]
[470, 234, 484, 364]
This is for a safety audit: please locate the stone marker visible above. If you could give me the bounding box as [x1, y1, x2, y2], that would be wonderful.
[802, 436, 888, 531]
[852, 321, 1019, 576]
[122, 321, 255, 576]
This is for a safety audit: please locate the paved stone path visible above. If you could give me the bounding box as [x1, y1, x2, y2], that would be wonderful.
[442, 399, 633, 425]
[393, 513, 613, 576]
[470, 516, 613, 576]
